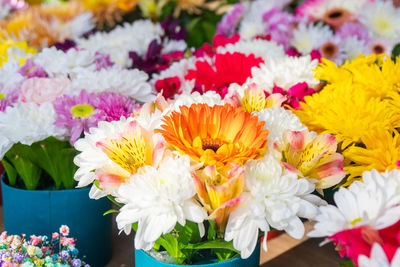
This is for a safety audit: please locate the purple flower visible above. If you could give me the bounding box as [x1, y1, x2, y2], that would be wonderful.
[161, 16, 187, 40]
[53, 90, 105, 145]
[60, 250, 70, 260]
[129, 39, 168, 76]
[337, 22, 370, 42]
[97, 92, 139, 122]
[13, 252, 24, 262]
[263, 8, 297, 49]
[94, 52, 114, 71]
[217, 3, 246, 36]
[18, 59, 47, 78]
[71, 259, 82, 267]
[54, 39, 76, 52]
[0, 89, 19, 112]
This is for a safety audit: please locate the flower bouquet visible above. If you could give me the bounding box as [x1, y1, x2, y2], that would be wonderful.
[0, 225, 89, 267]
[217, 0, 400, 64]
[74, 75, 346, 265]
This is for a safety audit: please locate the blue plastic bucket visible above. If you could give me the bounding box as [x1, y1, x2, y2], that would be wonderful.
[134, 243, 261, 267]
[1, 175, 112, 266]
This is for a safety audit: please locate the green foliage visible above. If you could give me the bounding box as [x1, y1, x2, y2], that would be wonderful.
[2, 137, 79, 190]
[340, 260, 356, 267]
[151, 220, 240, 264]
[392, 43, 400, 62]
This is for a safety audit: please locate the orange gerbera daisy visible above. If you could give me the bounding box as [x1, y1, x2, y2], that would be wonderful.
[156, 103, 269, 167]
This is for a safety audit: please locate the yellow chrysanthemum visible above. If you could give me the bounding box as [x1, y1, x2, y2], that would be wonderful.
[343, 130, 400, 186]
[294, 81, 399, 150]
[156, 103, 269, 167]
[0, 39, 36, 67]
[314, 54, 400, 99]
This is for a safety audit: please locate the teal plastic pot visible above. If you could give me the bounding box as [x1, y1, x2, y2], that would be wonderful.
[134, 243, 261, 267]
[1, 175, 112, 266]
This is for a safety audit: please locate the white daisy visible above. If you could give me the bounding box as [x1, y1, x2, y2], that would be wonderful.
[70, 65, 154, 103]
[308, 169, 400, 238]
[76, 20, 164, 67]
[358, 243, 400, 267]
[366, 37, 394, 56]
[225, 154, 324, 258]
[0, 102, 66, 158]
[249, 55, 319, 92]
[151, 57, 196, 95]
[254, 107, 307, 149]
[291, 22, 334, 54]
[115, 154, 207, 250]
[319, 36, 347, 65]
[359, 0, 400, 43]
[33, 47, 97, 78]
[216, 39, 285, 62]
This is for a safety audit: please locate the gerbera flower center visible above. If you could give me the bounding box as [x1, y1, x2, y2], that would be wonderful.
[372, 43, 385, 54]
[323, 8, 351, 26]
[321, 42, 338, 58]
[70, 104, 95, 118]
[202, 138, 225, 152]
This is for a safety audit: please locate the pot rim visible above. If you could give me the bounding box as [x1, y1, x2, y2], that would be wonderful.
[0, 173, 90, 193]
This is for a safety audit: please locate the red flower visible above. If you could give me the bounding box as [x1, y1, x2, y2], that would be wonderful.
[271, 82, 315, 109]
[185, 52, 264, 98]
[310, 49, 322, 62]
[155, 76, 181, 99]
[328, 221, 400, 266]
[194, 34, 240, 58]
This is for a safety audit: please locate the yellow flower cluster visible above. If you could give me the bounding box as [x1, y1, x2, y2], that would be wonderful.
[294, 54, 400, 185]
[0, 39, 36, 67]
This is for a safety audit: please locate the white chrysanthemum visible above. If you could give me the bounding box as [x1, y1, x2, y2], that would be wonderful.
[73, 117, 133, 191]
[359, 243, 400, 267]
[225, 154, 324, 258]
[249, 55, 319, 92]
[308, 169, 400, 238]
[342, 36, 367, 61]
[254, 107, 307, 149]
[0, 59, 24, 90]
[59, 12, 95, 41]
[33, 47, 97, 78]
[77, 20, 164, 66]
[291, 22, 334, 54]
[0, 102, 66, 158]
[172, 91, 224, 111]
[162, 39, 187, 54]
[70, 65, 154, 102]
[116, 154, 207, 250]
[238, 0, 292, 39]
[151, 57, 196, 95]
[359, 0, 400, 42]
[217, 39, 285, 62]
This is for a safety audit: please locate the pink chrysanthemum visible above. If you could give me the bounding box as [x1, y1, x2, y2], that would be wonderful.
[337, 22, 370, 42]
[97, 92, 139, 122]
[263, 8, 297, 49]
[54, 90, 104, 144]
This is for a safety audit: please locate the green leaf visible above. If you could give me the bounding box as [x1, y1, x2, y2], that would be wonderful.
[215, 250, 236, 262]
[156, 234, 187, 264]
[5, 152, 41, 190]
[183, 239, 239, 253]
[107, 195, 122, 207]
[2, 159, 17, 186]
[340, 260, 356, 267]
[55, 148, 78, 189]
[207, 220, 217, 240]
[392, 43, 400, 61]
[103, 209, 119, 216]
[175, 221, 202, 245]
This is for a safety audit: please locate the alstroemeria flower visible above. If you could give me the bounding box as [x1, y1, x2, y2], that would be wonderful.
[193, 163, 245, 232]
[276, 130, 345, 190]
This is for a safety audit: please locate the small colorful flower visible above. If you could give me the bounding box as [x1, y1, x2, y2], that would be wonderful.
[52, 233, 59, 240]
[59, 225, 70, 237]
[97, 92, 139, 122]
